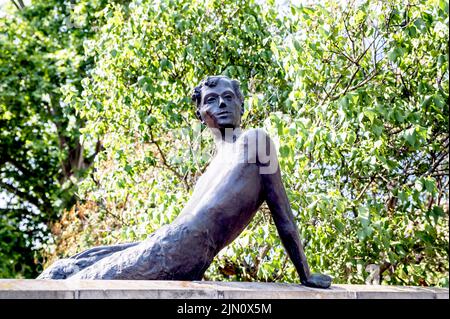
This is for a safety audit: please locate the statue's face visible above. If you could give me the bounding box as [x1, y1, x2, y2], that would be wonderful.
[199, 78, 242, 129]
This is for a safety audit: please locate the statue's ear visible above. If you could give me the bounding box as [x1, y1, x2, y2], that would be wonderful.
[240, 103, 244, 116]
[196, 109, 204, 123]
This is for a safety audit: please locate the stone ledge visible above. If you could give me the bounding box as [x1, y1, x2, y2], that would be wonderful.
[0, 279, 448, 299]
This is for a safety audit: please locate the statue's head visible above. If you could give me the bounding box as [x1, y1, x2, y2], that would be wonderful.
[191, 76, 244, 130]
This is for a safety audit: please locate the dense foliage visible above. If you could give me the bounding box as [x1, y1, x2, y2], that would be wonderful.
[1, 0, 448, 286]
[0, 0, 119, 277]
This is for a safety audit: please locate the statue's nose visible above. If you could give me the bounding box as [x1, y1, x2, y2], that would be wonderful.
[219, 97, 226, 108]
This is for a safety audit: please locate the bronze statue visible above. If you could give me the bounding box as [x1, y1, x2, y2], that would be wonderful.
[38, 76, 332, 289]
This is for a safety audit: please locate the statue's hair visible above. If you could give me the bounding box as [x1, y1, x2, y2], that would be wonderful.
[191, 76, 244, 110]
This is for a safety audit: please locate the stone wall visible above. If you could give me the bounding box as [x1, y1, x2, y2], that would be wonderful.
[0, 280, 448, 299]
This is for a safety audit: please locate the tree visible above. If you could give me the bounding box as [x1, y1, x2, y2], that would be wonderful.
[269, 0, 449, 285]
[0, 0, 116, 277]
[15, 0, 449, 286]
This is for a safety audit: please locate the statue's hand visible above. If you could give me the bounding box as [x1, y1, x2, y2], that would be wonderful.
[302, 273, 332, 289]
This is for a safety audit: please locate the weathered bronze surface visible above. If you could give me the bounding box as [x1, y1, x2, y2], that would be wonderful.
[38, 76, 332, 288]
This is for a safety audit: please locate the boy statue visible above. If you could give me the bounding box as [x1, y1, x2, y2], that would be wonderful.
[38, 76, 332, 289]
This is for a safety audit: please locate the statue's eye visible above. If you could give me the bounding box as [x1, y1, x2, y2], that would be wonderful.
[224, 95, 233, 101]
[207, 97, 217, 104]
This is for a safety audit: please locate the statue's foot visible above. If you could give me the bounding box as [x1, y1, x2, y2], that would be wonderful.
[37, 259, 80, 279]
[302, 273, 332, 289]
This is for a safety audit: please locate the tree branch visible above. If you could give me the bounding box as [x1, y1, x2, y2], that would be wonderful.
[423, 151, 449, 178]
[10, 0, 22, 10]
[354, 175, 376, 202]
[149, 131, 191, 191]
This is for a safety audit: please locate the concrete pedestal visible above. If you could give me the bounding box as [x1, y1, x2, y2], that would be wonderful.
[0, 279, 448, 299]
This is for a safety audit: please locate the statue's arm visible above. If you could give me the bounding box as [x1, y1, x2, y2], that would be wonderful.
[257, 131, 331, 288]
[262, 166, 311, 280]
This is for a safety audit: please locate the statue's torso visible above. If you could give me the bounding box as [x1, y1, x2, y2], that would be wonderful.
[174, 129, 265, 253]
[50, 129, 269, 280]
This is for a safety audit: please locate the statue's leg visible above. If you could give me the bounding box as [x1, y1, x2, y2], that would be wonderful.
[71, 242, 139, 260]
[67, 228, 169, 280]
[37, 242, 140, 279]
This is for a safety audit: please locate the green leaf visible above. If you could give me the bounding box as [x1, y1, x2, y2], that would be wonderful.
[364, 109, 376, 123]
[404, 127, 416, 147]
[414, 180, 423, 192]
[279, 145, 290, 158]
